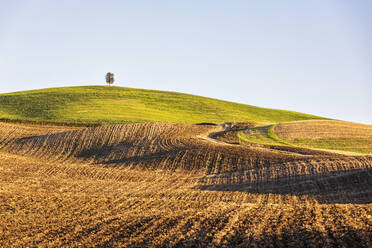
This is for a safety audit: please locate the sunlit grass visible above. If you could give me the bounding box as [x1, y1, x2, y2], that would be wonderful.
[238, 121, 372, 154]
[238, 125, 291, 146]
[290, 139, 372, 154]
[275, 120, 372, 154]
[0, 86, 325, 125]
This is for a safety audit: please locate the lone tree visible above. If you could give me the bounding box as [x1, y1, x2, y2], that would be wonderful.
[106, 72, 114, 86]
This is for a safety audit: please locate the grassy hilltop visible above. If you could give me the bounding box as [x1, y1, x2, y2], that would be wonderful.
[0, 86, 325, 125]
[1, 85, 371, 154]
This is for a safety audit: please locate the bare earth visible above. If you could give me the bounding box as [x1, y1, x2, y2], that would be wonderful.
[0, 122, 371, 247]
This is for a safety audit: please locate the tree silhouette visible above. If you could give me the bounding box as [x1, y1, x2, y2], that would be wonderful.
[106, 72, 114, 86]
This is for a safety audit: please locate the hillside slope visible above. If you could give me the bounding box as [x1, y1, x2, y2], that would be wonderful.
[1, 121, 370, 201]
[218, 120, 372, 154]
[0, 86, 325, 125]
[0, 121, 371, 247]
[274, 120, 372, 154]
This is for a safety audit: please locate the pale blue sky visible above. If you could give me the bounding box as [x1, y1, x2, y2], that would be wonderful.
[0, 0, 371, 124]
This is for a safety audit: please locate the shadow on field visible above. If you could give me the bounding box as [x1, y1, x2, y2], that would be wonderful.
[99, 223, 370, 248]
[195, 122, 218, 126]
[173, 228, 370, 248]
[197, 168, 372, 204]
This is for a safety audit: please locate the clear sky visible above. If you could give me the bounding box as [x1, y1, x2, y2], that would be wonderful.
[0, 0, 371, 124]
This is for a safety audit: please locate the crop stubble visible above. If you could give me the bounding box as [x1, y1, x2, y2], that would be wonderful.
[0, 122, 371, 247]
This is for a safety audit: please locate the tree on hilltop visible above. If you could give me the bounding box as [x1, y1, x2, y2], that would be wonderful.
[106, 72, 114, 86]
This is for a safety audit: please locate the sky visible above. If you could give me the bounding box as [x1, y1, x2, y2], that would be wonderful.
[0, 0, 371, 124]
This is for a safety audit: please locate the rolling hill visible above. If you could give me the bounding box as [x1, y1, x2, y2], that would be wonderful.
[0, 86, 371, 247]
[0, 121, 371, 247]
[0, 86, 325, 125]
[221, 120, 372, 154]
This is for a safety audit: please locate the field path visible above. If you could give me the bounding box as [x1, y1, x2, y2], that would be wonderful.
[197, 122, 235, 146]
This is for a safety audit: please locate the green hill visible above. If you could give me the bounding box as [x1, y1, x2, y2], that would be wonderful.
[0, 86, 326, 126]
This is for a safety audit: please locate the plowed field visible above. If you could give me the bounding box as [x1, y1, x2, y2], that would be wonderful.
[0, 122, 371, 247]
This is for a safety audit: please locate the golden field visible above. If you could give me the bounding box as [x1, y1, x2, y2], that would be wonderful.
[0, 121, 371, 247]
[274, 120, 372, 154]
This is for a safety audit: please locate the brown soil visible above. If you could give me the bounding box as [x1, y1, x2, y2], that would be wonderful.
[0, 122, 371, 247]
